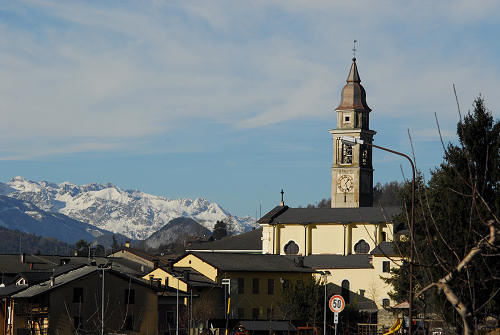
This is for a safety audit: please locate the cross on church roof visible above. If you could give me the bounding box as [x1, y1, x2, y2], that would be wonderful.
[280, 189, 284, 206]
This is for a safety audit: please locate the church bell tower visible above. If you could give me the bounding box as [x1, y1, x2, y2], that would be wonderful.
[330, 57, 375, 208]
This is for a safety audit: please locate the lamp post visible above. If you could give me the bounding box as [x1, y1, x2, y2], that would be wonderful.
[341, 136, 415, 335]
[173, 273, 184, 335]
[321, 271, 331, 335]
[221, 279, 231, 335]
[98, 264, 111, 335]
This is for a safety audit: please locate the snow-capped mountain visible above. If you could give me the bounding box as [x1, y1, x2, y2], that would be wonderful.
[0, 195, 109, 244]
[1, 176, 257, 240]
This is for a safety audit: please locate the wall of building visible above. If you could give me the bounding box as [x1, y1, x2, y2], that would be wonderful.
[47, 272, 158, 334]
[221, 271, 313, 320]
[175, 255, 218, 282]
[145, 268, 188, 292]
[262, 222, 394, 256]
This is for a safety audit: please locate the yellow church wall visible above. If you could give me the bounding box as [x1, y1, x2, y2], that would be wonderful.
[261, 225, 273, 254]
[143, 268, 188, 292]
[174, 254, 218, 281]
[350, 223, 378, 253]
[317, 266, 392, 309]
[310, 224, 345, 254]
[276, 224, 307, 255]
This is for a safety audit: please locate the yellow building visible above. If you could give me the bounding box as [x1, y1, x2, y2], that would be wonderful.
[145, 252, 315, 322]
[258, 58, 403, 326]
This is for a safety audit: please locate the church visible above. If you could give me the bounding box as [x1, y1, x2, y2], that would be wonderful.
[258, 57, 402, 315]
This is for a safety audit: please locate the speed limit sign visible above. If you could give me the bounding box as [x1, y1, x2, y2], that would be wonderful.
[329, 295, 345, 313]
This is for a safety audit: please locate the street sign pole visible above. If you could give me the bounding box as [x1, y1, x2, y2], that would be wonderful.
[334, 312, 338, 335]
[329, 295, 345, 335]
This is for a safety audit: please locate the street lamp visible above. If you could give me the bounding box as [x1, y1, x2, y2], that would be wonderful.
[221, 279, 231, 335]
[340, 136, 416, 335]
[321, 271, 331, 335]
[173, 273, 184, 335]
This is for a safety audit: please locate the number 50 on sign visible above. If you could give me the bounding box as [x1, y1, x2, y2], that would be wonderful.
[329, 295, 345, 313]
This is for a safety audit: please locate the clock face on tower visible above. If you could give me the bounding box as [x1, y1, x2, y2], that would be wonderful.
[337, 174, 354, 193]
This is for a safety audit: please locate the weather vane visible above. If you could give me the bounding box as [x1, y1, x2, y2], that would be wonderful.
[352, 40, 357, 59]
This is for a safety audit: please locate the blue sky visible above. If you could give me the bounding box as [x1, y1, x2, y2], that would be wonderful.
[0, 0, 499, 217]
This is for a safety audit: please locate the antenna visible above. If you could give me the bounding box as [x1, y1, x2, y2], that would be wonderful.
[352, 40, 357, 59]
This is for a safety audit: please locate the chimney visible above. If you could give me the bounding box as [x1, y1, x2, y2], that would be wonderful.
[125, 241, 130, 248]
[167, 260, 174, 272]
[149, 275, 154, 286]
[165, 277, 169, 287]
[153, 259, 159, 269]
[50, 276, 55, 287]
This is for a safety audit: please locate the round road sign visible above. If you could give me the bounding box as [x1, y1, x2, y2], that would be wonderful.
[329, 295, 345, 313]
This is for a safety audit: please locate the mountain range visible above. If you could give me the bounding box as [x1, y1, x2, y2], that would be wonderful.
[0, 177, 257, 243]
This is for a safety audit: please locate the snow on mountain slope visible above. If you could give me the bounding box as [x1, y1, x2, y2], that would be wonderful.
[0, 195, 108, 244]
[2, 177, 257, 240]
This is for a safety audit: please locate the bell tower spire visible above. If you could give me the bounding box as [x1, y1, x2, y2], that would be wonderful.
[330, 56, 376, 208]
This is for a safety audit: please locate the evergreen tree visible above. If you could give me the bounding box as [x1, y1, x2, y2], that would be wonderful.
[212, 220, 227, 240]
[386, 96, 500, 333]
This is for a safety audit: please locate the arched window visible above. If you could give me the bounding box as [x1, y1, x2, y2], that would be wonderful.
[341, 279, 350, 304]
[354, 239, 370, 254]
[284, 241, 299, 255]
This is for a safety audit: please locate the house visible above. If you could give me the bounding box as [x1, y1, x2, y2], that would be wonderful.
[145, 251, 316, 325]
[1, 265, 161, 335]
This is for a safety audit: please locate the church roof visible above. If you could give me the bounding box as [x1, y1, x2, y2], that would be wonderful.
[294, 254, 374, 269]
[258, 206, 400, 225]
[370, 241, 397, 256]
[336, 58, 371, 112]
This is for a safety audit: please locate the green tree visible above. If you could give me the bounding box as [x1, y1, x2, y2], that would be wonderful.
[386, 96, 500, 334]
[279, 278, 323, 325]
[74, 239, 90, 256]
[112, 234, 119, 252]
[212, 220, 227, 240]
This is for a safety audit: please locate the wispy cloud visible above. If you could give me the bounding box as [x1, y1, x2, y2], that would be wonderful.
[0, 0, 498, 159]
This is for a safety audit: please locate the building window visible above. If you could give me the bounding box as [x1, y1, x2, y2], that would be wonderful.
[341, 143, 353, 164]
[341, 280, 350, 304]
[238, 308, 245, 318]
[73, 287, 84, 303]
[344, 115, 351, 123]
[252, 308, 260, 319]
[354, 240, 370, 254]
[359, 289, 365, 297]
[381, 232, 387, 242]
[267, 279, 274, 295]
[238, 278, 245, 294]
[383, 261, 390, 273]
[73, 316, 82, 330]
[125, 315, 134, 331]
[284, 241, 299, 255]
[252, 278, 259, 294]
[124, 289, 135, 304]
[382, 298, 390, 307]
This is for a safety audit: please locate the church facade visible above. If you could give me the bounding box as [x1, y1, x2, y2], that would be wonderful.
[258, 58, 402, 316]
